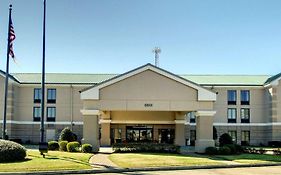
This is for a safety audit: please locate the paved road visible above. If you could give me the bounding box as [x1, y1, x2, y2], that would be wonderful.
[79, 166, 281, 175]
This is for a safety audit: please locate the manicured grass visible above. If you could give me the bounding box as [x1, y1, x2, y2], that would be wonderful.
[216, 153, 281, 164]
[0, 150, 93, 172]
[109, 153, 225, 168]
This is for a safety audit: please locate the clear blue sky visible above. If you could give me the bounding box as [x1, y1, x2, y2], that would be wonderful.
[0, 0, 280, 75]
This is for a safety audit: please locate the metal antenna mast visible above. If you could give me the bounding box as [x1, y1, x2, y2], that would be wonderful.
[152, 47, 161, 67]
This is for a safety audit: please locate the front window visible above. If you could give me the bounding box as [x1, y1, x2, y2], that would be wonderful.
[158, 129, 175, 144]
[47, 89, 56, 103]
[241, 108, 250, 123]
[126, 126, 153, 142]
[34, 88, 41, 103]
[228, 90, 237, 105]
[241, 131, 250, 146]
[241, 90, 250, 105]
[228, 130, 237, 143]
[47, 107, 56, 121]
[190, 130, 196, 146]
[228, 108, 237, 123]
[33, 107, 41, 121]
[187, 112, 196, 123]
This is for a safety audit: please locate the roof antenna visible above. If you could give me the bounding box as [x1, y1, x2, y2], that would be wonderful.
[152, 47, 161, 67]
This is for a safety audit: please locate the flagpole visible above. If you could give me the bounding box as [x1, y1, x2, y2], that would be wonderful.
[2, 4, 13, 140]
[40, 0, 46, 144]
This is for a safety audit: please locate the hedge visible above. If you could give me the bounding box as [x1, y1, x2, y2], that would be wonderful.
[67, 141, 80, 152]
[113, 143, 180, 153]
[81, 144, 93, 153]
[0, 139, 26, 162]
[48, 141, 59, 150]
[59, 141, 68, 151]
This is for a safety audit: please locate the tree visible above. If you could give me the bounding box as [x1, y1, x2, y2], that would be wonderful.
[59, 127, 77, 142]
[219, 133, 233, 146]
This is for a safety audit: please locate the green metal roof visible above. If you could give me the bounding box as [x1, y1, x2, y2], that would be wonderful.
[10, 73, 271, 86]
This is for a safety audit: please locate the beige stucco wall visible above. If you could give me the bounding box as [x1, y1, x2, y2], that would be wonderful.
[213, 87, 267, 123]
[12, 85, 85, 122]
[83, 70, 213, 111]
[109, 111, 175, 122]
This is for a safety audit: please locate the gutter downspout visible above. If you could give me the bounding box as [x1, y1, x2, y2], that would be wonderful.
[70, 84, 73, 130]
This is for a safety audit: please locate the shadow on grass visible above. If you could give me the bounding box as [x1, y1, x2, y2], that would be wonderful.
[0, 158, 32, 164]
[121, 152, 281, 164]
[212, 153, 281, 163]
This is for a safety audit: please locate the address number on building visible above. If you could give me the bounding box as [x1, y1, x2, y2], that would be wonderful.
[144, 103, 153, 107]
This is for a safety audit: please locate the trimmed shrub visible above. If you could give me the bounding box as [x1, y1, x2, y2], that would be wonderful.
[257, 148, 266, 154]
[81, 144, 93, 153]
[205, 147, 217, 155]
[113, 143, 180, 153]
[234, 144, 243, 153]
[219, 133, 233, 146]
[273, 148, 281, 155]
[224, 144, 236, 154]
[59, 141, 68, 151]
[48, 141, 59, 150]
[0, 139, 26, 162]
[218, 146, 231, 155]
[59, 127, 77, 142]
[67, 141, 80, 152]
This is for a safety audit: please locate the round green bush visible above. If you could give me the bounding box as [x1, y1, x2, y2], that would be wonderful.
[48, 141, 59, 150]
[224, 144, 236, 154]
[67, 141, 80, 152]
[219, 133, 233, 146]
[234, 144, 243, 153]
[218, 146, 231, 155]
[205, 146, 218, 155]
[0, 139, 26, 162]
[81, 144, 93, 153]
[59, 127, 77, 142]
[59, 141, 68, 151]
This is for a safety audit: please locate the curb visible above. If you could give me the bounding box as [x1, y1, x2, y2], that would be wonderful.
[1, 163, 281, 175]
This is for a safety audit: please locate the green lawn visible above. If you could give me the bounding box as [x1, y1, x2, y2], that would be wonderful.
[0, 150, 93, 172]
[109, 153, 225, 168]
[216, 154, 281, 164]
[109, 153, 281, 168]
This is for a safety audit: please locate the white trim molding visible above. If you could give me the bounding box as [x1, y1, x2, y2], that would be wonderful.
[81, 64, 217, 101]
[80, 109, 101, 116]
[99, 119, 112, 124]
[110, 120, 175, 124]
[0, 120, 83, 125]
[174, 120, 185, 124]
[196, 110, 216, 117]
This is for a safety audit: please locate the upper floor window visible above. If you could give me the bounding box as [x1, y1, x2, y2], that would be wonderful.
[33, 107, 41, 121]
[241, 90, 250, 105]
[34, 88, 41, 103]
[227, 90, 237, 105]
[228, 130, 237, 143]
[227, 108, 237, 123]
[241, 108, 250, 123]
[187, 112, 196, 123]
[241, 130, 250, 146]
[47, 89, 56, 103]
[47, 107, 56, 122]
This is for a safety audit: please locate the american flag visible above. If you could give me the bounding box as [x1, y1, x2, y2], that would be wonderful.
[9, 19, 16, 59]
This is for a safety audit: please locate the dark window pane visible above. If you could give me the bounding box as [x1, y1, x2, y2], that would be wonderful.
[47, 107, 56, 121]
[47, 89, 56, 103]
[34, 88, 41, 103]
[241, 90, 250, 105]
[33, 107, 41, 121]
[228, 90, 237, 105]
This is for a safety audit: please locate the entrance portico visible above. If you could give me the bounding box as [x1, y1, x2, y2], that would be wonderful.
[80, 64, 216, 153]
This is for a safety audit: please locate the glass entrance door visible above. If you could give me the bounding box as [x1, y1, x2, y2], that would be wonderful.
[126, 126, 153, 142]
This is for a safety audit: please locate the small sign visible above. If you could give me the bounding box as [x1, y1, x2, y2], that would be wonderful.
[144, 103, 153, 107]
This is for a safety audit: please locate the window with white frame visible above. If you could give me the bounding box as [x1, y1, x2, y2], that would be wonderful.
[33, 107, 41, 121]
[227, 90, 237, 105]
[47, 89, 56, 103]
[241, 108, 250, 123]
[241, 90, 250, 105]
[47, 107, 56, 121]
[228, 130, 237, 143]
[227, 108, 237, 123]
